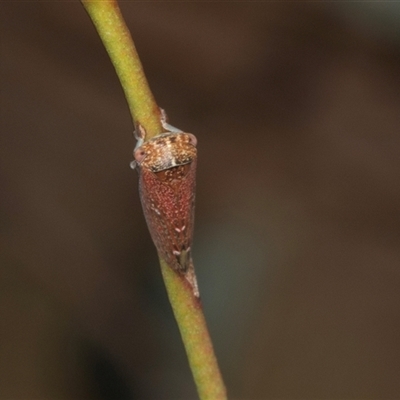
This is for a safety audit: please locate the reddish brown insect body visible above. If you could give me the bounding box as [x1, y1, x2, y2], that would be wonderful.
[134, 132, 199, 296]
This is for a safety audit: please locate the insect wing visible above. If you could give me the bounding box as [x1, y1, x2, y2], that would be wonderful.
[138, 159, 197, 272]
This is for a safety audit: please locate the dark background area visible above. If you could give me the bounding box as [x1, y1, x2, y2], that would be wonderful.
[1, 2, 400, 399]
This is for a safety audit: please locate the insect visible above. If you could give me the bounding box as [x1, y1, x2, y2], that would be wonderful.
[132, 116, 199, 297]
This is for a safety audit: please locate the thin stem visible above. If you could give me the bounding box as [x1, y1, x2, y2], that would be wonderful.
[81, 1, 227, 398]
[81, 0, 163, 139]
[160, 260, 227, 400]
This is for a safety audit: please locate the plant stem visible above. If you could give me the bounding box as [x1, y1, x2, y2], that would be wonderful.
[81, 0, 163, 139]
[160, 260, 227, 400]
[81, 1, 227, 399]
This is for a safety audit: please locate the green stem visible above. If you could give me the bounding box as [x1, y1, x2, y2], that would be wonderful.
[160, 260, 227, 400]
[81, 1, 227, 399]
[81, 0, 163, 139]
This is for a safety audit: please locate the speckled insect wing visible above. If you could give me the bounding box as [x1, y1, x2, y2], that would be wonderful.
[134, 132, 198, 277]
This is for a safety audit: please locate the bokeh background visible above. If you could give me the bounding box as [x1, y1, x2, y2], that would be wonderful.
[2, 2, 400, 399]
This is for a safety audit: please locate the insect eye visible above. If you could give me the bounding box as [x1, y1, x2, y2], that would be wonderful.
[187, 134, 197, 147]
[134, 148, 146, 163]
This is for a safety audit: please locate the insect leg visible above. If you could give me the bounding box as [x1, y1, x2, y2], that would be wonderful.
[160, 108, 184, 133]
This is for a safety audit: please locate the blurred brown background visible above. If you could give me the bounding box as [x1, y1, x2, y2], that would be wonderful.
[1, 2, 400, 399]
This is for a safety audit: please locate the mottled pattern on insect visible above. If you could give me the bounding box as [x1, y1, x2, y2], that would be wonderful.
[134, 131, 199, 296]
